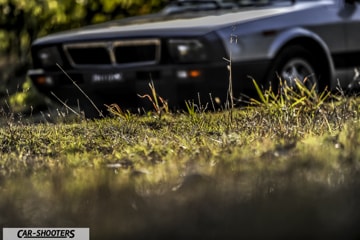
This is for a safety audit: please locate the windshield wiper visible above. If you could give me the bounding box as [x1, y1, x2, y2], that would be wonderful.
[161, 0, 296, 15]
[162, 0, 238, 15]
[238, 0, 295, 7]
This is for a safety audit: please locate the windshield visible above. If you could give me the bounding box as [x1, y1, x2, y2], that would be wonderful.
[161, 0, 298, 14]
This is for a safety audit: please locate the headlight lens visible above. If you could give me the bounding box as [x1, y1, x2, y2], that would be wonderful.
[37, 46, 63, 68]
[168, 39, 207, 63]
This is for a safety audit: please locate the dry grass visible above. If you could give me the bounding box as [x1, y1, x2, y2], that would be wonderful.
[1, 80, 360, 239]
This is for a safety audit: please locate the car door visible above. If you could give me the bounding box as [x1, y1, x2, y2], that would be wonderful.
[341, 0, 360, 89]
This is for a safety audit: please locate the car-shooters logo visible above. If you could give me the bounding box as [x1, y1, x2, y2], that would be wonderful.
[3, 228, 89, 240]
[17, 229, 75, 238]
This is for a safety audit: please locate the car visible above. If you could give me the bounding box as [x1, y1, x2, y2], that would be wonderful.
[28, 0, 360, 117]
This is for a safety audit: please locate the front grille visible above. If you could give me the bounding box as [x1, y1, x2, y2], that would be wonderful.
[67, 47, 111, 65]
[63, 39, 161, 67]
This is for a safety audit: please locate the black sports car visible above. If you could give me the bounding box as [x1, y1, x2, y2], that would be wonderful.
[28, 0, 360, 116]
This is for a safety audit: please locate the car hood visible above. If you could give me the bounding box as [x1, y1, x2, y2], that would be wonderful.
[33, 2, 329, 45]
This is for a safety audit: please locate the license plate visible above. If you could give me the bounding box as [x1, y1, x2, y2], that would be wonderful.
[92, 73, 123, 83]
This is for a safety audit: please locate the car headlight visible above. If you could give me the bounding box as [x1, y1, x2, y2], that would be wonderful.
[168, 39, 207, 63]
[37, 46, 63, 68]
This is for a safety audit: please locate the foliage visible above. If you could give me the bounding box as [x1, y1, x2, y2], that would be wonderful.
[0, 0, 167, 59]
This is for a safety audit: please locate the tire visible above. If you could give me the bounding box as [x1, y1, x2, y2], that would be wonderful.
[267, 45, 322, 93]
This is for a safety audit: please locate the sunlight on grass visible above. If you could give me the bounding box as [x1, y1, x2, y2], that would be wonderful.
[1, 80, 360, 239]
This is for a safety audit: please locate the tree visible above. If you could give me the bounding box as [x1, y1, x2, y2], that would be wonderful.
[0, 0, 167, 58]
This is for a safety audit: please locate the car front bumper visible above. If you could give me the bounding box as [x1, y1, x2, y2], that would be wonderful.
[28, 60, 270, 115]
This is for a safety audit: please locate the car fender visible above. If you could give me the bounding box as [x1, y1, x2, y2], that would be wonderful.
[268, 27, 336, 88]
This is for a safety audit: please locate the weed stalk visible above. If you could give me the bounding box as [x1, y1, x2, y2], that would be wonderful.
[56, 63, 104, 118]
[138, 81, 169, 118]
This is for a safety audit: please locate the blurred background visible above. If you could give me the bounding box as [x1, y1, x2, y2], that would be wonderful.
[0, 0, 167, 113]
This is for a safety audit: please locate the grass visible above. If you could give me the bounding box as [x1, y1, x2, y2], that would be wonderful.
[1, 81, 360, 239]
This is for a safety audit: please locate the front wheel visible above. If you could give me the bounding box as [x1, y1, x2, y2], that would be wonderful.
[267, 45, 322, 93]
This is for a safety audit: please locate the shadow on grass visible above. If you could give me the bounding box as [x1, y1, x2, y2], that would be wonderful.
[1, 161, 360, 240]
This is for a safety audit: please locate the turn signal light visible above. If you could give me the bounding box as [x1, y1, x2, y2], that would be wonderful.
[177, 70, 202, 79]
[189, 70, 201, 78]
[35, 76, 47, 85]
[35, 76, 53, 85]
